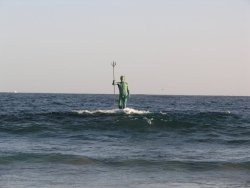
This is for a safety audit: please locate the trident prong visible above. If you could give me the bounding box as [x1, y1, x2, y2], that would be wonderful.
[111, 61, 116, 67]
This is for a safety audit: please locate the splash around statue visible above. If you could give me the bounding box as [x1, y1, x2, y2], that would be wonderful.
[112, 76, 130, 109]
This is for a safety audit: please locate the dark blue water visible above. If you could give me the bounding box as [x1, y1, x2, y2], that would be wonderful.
[0, 93, 250, 188]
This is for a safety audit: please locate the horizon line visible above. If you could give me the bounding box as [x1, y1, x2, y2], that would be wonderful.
[0, 91, 249, 97]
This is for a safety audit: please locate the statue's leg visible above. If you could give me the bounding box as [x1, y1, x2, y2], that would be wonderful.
[118, 96, 123, 109]
[123, 97, 128, 109]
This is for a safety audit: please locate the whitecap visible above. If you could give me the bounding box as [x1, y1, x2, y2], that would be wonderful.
[160, 111, 167, 115]
[123, 108, 150, 115]
[73, 108, 150, 115]
[143, 117, 153, 125]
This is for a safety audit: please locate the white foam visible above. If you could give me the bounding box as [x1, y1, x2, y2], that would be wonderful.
[143, 117, 153, 125]
[123, 108, 150, 114]
[74, 108, 150, 115]
[160, 111, 167, 115]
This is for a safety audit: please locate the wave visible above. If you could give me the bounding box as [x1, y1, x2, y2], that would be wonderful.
[0, 153, 95, 165]
[0, 108, 242, 120]
[106, 159, 250, 171]
[74, 108, 150, 115]
[0, 109, 249, 137]
[1, 152, 250, 171]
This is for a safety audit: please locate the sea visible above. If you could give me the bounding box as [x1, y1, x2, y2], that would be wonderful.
[0, 93, 249, 188]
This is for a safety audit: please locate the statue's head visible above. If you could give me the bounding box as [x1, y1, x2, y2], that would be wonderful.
[120, 75, 125, 81]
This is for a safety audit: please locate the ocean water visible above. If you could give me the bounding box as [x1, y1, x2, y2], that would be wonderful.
[0, 93, 249, 188]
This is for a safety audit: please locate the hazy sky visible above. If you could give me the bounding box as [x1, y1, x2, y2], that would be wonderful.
[0, 0, 249, 95]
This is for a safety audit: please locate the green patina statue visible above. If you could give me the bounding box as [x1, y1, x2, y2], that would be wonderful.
[112, 76, 130, 109]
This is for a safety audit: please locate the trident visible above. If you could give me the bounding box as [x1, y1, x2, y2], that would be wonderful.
[111, 61, 117, 109]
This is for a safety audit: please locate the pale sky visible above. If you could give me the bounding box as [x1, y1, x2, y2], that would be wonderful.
[0, 0, 249, 96]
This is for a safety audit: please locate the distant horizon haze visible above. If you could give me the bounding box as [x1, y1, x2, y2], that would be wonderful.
[0, 91, 250, 98]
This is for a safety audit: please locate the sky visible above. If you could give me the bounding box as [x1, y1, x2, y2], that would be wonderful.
[0, 0, 249, 96]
